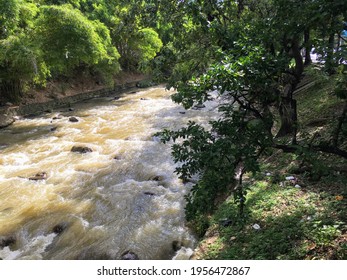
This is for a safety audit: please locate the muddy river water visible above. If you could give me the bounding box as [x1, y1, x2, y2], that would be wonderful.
[0, 86, 220, 260]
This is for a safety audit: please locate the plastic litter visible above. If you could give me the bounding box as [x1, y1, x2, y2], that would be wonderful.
[252, 224, 261, 230]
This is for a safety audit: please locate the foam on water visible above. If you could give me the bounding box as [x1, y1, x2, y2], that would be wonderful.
[0, 86, 219, 259]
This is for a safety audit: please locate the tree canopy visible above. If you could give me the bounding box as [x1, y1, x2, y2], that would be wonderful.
[156, 0, 347, 224]
[0, 0, 164, 101]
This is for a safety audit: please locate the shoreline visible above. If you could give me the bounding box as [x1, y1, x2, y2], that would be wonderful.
[0, 78, 155, 128]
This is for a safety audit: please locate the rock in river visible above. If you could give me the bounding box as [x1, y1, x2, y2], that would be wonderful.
[52, 223, 68, 235]
[29, 172, 47, 181]
[0, 236, 16, 249]
[69, 116, 79, 122]
[71, 146, 93, 153]
[121, 251, 139, 260]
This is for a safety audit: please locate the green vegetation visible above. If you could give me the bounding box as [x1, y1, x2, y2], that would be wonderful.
[194, 179, 346, 260]
[0, 0, 164, 102]
[186, 78, 346, 260]
[154, 1, 346, 259]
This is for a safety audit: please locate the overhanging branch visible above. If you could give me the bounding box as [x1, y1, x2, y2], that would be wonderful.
[274, 143, 347, 159]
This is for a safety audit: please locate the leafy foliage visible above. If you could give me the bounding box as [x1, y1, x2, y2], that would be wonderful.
[156, 0, 347, 228]
[0, 0, 165, 102]
[35, 5, 119, 74]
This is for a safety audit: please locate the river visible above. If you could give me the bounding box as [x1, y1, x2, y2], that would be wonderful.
[0, 86, 219, 260]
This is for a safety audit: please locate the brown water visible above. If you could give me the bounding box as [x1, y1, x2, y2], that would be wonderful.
[0, 86, 220, 260]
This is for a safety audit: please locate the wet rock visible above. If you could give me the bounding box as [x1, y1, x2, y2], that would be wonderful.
[71, 146, 93, 153]
[5, 102, 13, 107]
[179, 111, 186, 114]
[172, 241, 182, 252]
[0, 236, 16, 248]
[121, 251, 139, 260]
[0, 111, 15, 128]
[68, 108, 74, 112]
[143, 192, 156, 197]
[114, 96, 120, 100]
[69, 116, 79, 122]
[52, 115, 63, 120]
[140, 98, 148, 100]
[29, 172, 47, 181]
[45, 109, 53, 113]
[0, 143, 9, 149]
[52, 223, 68, 235]
[129, 91, 137, 94]
[149, 175, 164, 182]
[50, 126, 58, 132]
[193, 104, 205, 110]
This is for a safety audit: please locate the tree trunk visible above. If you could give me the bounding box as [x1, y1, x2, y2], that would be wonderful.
[276, 97, 297, 138]
[277, 38, 302, 140]
[304, 29, 312, 66]
[326, 32, 336, 74]
[0, 79, 22, 103]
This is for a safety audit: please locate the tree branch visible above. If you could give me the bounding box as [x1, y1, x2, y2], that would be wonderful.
[274, 143, 347, 159]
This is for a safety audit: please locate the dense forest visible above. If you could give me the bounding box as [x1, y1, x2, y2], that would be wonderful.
[1, 0, 347, 259]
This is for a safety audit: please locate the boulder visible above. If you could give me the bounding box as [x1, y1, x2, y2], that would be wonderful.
[52, 223, 68, 235]
[0, 108, 16, 128]
[149, 175, 164, 182]
[71, 146, 93, 153]
[172, 241, 182, 252]
[193, 104, 206, 110]
[143, 192, 156, 197]
[121, 251, 139, 260]
[0, 236, 16, 248]
[29, 172, 47, 181]
[69, 116, 79, 122]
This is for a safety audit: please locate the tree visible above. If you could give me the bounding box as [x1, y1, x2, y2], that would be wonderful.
[0, 0, 48, 102]
[156, 0, 347, 227]
[35, 5, 120, 76]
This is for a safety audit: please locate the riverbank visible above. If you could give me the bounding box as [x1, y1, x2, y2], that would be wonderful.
[190, 77, 347, 260]
[0, 73, 155, 128]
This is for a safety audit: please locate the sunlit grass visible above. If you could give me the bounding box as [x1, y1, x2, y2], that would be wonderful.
[196, 179, 346, 260]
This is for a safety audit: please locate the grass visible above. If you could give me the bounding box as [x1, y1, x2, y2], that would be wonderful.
[193, 179, 346, 260]
[192, 74, 347, 260]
